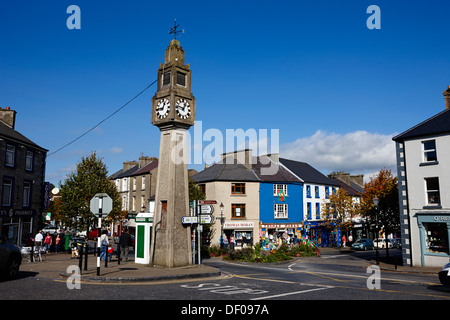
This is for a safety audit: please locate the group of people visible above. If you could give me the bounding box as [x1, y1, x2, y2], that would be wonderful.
[33, 230, 68, 254]
[99, 228, 133, 262]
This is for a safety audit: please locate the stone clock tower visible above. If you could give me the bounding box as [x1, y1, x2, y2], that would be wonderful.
[150, 39, 195, 267]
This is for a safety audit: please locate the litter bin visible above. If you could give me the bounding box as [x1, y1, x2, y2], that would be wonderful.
[135, 212, 153, 264]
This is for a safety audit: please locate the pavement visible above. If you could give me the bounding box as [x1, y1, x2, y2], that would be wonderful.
[20, 251, 222, 283]
[19, 247, 443, 284]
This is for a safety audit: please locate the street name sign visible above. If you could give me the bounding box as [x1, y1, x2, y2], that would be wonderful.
[90, 193, 113, 217]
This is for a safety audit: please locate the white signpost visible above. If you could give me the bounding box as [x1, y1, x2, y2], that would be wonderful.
[90, 193, 113, 276]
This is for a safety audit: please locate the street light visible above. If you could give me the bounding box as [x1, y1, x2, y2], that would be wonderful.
[219, 202, 224, 249]
[372, 196, 380, 265]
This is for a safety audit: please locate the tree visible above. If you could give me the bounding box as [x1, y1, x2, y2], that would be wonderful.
[59, 152, 121, 231]
[322, 188, 358, 244]
[360, 169, 399, 257]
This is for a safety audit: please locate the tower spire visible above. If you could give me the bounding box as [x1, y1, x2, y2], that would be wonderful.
[168, 19, 184, 40]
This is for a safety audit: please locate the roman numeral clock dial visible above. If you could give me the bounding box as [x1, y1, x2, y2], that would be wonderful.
[176, 98, 191, 119]
[156, 98, 170, 119]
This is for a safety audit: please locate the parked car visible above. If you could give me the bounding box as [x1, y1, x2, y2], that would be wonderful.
[42, 225, 62, 235]
[374, 238, 393, 249]
[438, 262, 450, 287]
[390, 238, 402, 249]
[0, 236, 22, 281]
[351, 239, 374, 251]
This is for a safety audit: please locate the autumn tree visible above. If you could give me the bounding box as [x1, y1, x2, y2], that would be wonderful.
[360, 169, 399, 257]
[59, 152, 121, 231]
[322, 188, 358, 243]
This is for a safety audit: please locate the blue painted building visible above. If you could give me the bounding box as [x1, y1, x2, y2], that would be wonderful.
[253, 155, 304, 245]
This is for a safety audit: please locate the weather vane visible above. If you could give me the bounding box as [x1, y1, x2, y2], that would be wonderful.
[168, 19, 184, 40]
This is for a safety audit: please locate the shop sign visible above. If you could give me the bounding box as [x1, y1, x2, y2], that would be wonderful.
[433, 216, 450, 222]
[224, 221, 254, 229]
[0, 209, 36, 217]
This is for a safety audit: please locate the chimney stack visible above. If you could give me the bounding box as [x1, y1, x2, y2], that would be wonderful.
[443, 85, 450, 110]
[0, 107, 17, 129]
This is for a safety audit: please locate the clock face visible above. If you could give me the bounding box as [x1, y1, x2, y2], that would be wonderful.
[175, 99, 191, 119]
[156, 98, 170, 119]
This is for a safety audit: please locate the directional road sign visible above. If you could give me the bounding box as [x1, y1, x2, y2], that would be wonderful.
[199, 215, 213, 224]
[200, 205, 214, 214]
[198, 200, 217, 205]
[181, 216, 198, 224]
[90, 193, 113, 217]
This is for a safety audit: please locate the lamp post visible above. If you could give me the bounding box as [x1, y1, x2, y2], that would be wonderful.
[219, 202, 224, 249]
[372, 196, 380, 265]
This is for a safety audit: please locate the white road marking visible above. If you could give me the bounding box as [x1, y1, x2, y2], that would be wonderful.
[251, 287, 330, 300]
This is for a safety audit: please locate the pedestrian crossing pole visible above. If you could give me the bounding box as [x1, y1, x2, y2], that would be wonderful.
[97, 197, 102, 276]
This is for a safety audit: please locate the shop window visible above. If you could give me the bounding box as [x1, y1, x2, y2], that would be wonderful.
[232, 204, 246, 219]
[423, 222, 449, 254]
[231, 183, 245, 195]
[425, 177, 440, 205]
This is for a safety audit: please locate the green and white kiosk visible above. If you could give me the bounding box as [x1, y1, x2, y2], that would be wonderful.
[135, 210, 153, 264]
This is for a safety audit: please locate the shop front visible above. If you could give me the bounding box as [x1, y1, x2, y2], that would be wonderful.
[304, 220, 338, 247]
[416, 213, 450, 267]
[260, 223, 302, 245]
[0, 209, 36, 246]
[223, 221, 256, 248]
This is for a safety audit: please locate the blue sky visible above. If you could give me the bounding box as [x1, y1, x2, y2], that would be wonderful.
[1, 1, 450, 185]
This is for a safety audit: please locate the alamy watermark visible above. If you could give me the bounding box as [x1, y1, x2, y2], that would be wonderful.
[66, 265, 81, 289]
[366, 265, 381, 290]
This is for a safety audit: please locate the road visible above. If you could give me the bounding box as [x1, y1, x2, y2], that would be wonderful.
[0, 248, 449, 309]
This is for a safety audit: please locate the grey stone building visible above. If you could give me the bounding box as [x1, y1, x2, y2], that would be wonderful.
[0, 107, 48, 245]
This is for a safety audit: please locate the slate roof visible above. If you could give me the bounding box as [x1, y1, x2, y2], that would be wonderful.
[0, 121, 47, 152]
[252, 156, 302, 183]
[279, 158, 339, 186]
[112, 165, 139, 179]
[131, 161, 158, 176]
[330, 178, 362, 196]
[393, 108, 450, 141]
[191, 156, 259, 183]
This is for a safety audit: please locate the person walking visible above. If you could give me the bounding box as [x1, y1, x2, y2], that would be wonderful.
[55, 234, 61, 254]
[99, 230, 109, 261]
[44, 232, 52, 254]
[230, 234, 235, 250]
[342, 235, 347, 248]
[118, 228, 132, 261]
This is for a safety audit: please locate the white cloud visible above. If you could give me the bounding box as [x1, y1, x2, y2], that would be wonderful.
[110, 147, 123, 154]
[280, 130, 397, 177]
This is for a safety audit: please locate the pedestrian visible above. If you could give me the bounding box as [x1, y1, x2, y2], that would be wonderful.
[230, 234, 235, 250]
[55, 234, 61, 254]
[223, 235, 228, 250]
[34, 230, 43, 256]
[342, 235, 347, 248]
[118, 228, 132, 261]
[44, 232, 52, 254]
[99, 230, 109, 261]
[348, 234, 353, 246]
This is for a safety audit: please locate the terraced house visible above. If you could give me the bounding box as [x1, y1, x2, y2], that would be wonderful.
[0, 107, 47, 246]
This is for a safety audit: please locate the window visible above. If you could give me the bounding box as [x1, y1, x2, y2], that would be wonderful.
[1, 178, 13, 207]
[132, 196, 136, 212]
[273, 184, 288, 197]
[315, 186, 320, 198]
[231, 183, 245, 195]
[232, 204, 246, 219]
[423, 140, 437, 162]
[141, 176, 146, 190]
[425, 177, 440, 205]
[5, 145, 15, 167]
[141, 195, 145, 209]
[274, 203, 288, 219]
[162, 71, 170, 87]
[306, 185, 311, 198]
[122, 178, 128, 191]
[307, 202, 312, 219]
[315, 203, 320, 219]
[23, 181, 31, 207]
[25, 151, 34, 171]
[176, 71, 186, 87]
[133, 177, 137, 191]
[199, 184, 206, 194]
[423, 222, 449, 254]
[325, 186, 330, 199]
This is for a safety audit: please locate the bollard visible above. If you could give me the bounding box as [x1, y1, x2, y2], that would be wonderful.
[78, 243, 83, 275]
[84, 242, 88, 271]
[117, 244, 121, 265]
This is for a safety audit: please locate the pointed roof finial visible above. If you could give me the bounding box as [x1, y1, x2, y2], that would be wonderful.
[168, 19, 184, 40]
